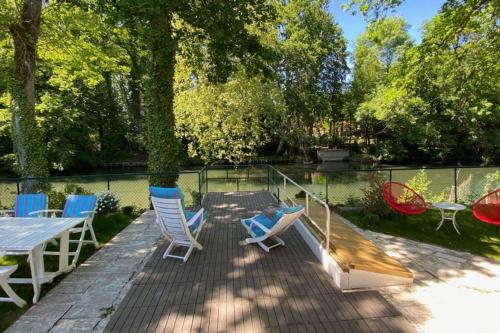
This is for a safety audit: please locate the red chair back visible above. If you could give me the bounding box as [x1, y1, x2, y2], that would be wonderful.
[382, 181, 428, 215]
[472, 189, 500, 226]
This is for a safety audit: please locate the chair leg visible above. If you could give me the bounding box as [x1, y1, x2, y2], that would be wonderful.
[163, 242, 176, 259]
[87, 222, 99, 249]
[0, 279, 27, 307]
[183, 245, 195, 262]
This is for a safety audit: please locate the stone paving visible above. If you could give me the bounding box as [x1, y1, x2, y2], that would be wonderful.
[339, 215, 500, 333]
[5, 211, 162, 333]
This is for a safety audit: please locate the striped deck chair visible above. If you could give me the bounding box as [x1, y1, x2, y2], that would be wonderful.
[241, 205, 305, 252]
[0, 193, 48, 218]
[33, 195, 98, 266]
[150, 187, 206, 262]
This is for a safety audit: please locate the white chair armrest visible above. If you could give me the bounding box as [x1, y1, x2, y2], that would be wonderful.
[187, 208, 204, 226]
[79, 210, 96, 218]
[249, 219, 271, 234]
[28, 209, 63, 217]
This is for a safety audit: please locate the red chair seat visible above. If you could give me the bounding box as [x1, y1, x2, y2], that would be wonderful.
[382, 182, 427, 215]
[472, 189, 500, 226]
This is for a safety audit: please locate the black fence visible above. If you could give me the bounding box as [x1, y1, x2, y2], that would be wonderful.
[1, 164, 498, 209]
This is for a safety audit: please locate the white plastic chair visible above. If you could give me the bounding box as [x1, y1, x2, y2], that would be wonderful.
[0, 265, 27, 307]
[151, 196, 206, 262]
[241, 205, 305, 252]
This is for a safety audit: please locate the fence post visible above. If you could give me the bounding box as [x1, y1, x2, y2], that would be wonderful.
[277, 187, 280, 202]
[205, 167, 208, 193]
[237, 178, 240, 192]
[16, 179, 20, 194]
[389, 169, 393, 183]
[267, 166, 270, 192]
[325, 175, 329, 205]
[454, 167, 458, 203]
[198, 171, 202, 194]
[107, 175, 110, 191]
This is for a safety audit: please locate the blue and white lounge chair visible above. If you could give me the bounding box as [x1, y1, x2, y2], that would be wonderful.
[241, 205, 305, 252]
[0, 193, 48, 217]
[150, 187, 206, 262]
[32, 195, 98, 266]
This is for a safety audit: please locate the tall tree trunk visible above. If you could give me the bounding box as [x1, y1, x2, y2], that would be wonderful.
[128, 49, 142, 131]
[9, 0, 48, 192]
[146, 7, 179, 186]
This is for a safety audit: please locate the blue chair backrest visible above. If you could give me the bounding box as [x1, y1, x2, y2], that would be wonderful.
[14, 194, 48, 218]
[62, 195, 97, 218]
[149, 187, 185, 208]
[272, 205, 305, 223]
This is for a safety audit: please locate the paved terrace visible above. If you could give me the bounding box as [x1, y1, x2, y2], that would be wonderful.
[104, 192, 416, 333]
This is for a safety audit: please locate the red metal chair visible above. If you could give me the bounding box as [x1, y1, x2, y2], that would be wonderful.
[382, 181, 428, 215]
[472, 189, 500, 227]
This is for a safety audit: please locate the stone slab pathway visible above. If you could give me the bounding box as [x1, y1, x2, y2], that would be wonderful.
[339, 215, 500, 333]
[6, 211, 161, 333]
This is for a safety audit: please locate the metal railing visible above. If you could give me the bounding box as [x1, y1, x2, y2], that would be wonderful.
[269, 165, 331, 251]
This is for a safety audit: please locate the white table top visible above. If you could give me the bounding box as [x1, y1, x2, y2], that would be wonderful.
[0, 217, 85, 251]
[432, 202, 466, 211]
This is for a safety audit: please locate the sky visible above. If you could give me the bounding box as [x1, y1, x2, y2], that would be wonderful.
[328, 0, 446, 53]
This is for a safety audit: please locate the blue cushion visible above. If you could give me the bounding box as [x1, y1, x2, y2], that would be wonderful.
[185, 210, 202, 232]
[244, 205, 304, 237]
[149, 187, 185, 209]
[243, 214, 276, 237]
[271, 205, 304, 223]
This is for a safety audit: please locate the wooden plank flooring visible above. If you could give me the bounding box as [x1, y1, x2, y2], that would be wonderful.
[104, 192, 416, 333]
[292, 197, 412, 278]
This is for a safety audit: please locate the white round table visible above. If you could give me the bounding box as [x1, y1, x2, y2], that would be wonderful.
[432, 202, 466, 234]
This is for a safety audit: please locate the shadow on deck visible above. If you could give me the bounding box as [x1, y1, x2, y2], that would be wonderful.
[104, 192, 416, 333]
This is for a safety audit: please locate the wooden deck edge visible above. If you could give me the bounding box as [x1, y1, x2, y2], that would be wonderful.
[294, 217, 413, 290]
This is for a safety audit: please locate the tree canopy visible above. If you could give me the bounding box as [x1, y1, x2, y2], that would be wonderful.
[0, 0, 498, 182]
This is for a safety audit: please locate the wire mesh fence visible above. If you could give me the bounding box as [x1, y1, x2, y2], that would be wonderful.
[0, 165, 498, 210]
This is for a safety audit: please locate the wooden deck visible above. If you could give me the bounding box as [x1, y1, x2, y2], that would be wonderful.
[104, 192, 416, 333]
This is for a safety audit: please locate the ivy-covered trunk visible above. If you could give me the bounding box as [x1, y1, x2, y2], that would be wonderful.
[9, 0, 48, 192]
[145, 7, 179, 186]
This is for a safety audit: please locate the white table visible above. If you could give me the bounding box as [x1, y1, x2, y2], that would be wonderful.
[0, 217, 85, 303]
[432, 202, 466, 234]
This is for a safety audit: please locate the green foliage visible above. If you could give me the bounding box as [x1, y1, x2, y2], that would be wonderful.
[189, 190, 203, 208]
[46, 183, 90, 209]
[406, 169, 447, 203]
[361, 172, 392, 217]
[484, 171, 500, 193]
[95, 191, 120, 215]
[175, 68, 285, 164]
[342, 0, 403, 20]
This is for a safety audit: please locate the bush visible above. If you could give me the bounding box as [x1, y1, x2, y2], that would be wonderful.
[295, 190, 307, 199]
[406, 169, 447, 202]
[95, 191, 120, 215]
[189, 190, 203, 207]
[121, 205, 135, 216]
[345, 195, 362, 207]
[46, 183, 91, 209]
[361, 172, 392, 218]
[484, 170, 500, 193]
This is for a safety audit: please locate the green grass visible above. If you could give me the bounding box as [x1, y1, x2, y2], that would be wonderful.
[342, 209, 500, 261]
[0, 212, 138, 332]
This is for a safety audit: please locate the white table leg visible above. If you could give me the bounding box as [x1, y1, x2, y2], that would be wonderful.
[58, 230, 71, 272]
[435, 209, 445, 231]
[451, 210, 461, 234]
[28, 244, 45, 303]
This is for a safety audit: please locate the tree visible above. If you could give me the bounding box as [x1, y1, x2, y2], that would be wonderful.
[107, 1, 274, 185]
[275, 0, 347, 159]
[175, 66, 286, 164]
[2, 0, 48, 190]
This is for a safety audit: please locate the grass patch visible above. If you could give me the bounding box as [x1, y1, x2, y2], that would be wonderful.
[0, 212, 138, 332]
[342, 209, 500, 261]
